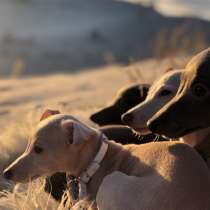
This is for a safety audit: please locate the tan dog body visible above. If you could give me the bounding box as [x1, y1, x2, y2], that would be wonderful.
[96, 141, 210, 210]
[3, 114, 210, 210]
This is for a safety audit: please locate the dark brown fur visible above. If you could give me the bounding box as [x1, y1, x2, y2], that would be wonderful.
[148, 47, 210, 138]
[90, 84, 149, 125]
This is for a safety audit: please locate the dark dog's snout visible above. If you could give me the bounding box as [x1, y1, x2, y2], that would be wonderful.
[90, 106, 120, 125]
[90, 113, 100, 123]
[122, 113, 133, 124]
[3, 169, 13, 180]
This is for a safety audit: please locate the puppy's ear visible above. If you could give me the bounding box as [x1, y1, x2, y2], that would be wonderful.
[40, 109, 60, 121]
[61, 119, 92, 145]
[165, 67, 174, 73]
[61, 120, 74, 144]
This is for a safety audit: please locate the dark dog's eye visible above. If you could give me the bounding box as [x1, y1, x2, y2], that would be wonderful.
[159, 89, 172, 97]
[192, 84, 207, 97]
[34, 146, 43, 154]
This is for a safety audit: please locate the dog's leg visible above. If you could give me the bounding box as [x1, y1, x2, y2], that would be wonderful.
[45, 172, 67, 201]
[45, 173, 79, 203]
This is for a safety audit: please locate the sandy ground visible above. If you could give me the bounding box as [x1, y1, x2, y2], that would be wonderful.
[0, 57, 187, 209]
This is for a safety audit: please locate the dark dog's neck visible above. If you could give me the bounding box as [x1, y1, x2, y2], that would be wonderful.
[194, 129, 210, 161]
[100, 125, 167, 145]
[133, 131, 167, 144]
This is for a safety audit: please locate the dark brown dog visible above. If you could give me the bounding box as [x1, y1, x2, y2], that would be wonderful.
[90, 84, 149, 126]
[90, 83, 166, 145]
[148, 48, 210, 138]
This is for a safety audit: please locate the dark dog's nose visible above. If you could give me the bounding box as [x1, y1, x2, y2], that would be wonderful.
[3, 169, 13, 180]
[122, 113, 133, 124]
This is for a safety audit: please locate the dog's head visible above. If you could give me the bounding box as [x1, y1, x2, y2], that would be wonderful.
[3, 110, 100, 183]
[148, 48, 210, 138]
[90, 84, 149, 126]
[122, 70, 181, 134]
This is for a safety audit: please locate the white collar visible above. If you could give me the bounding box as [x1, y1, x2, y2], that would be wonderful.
[78, 134, 108, 199]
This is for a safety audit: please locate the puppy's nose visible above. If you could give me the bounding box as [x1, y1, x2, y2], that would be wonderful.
[122, 113, 133, 124]
[3, 169, 13, 180]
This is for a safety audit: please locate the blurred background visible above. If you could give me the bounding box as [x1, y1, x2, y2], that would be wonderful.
[0, 0, 210, 77]
[0, 2, 209, 209]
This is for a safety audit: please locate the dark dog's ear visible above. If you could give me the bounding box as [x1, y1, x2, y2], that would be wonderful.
[40, 109, 60, 121]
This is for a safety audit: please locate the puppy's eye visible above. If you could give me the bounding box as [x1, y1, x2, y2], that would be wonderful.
[159, 89, 172, 97]
[34, 146, 43, 154]
[192, 84, 207, 97]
